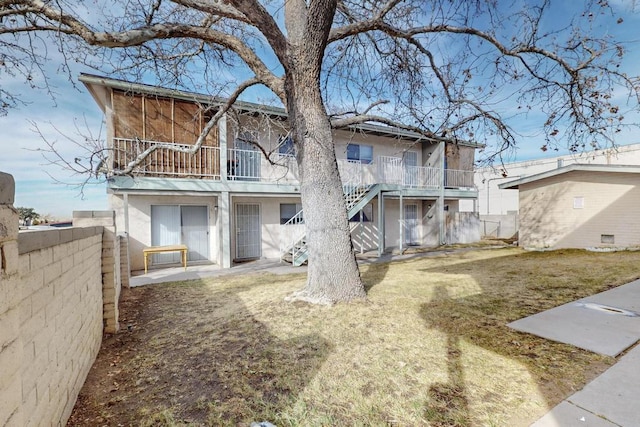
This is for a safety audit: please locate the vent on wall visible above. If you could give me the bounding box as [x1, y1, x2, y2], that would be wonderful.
[601, 234, 615, 244]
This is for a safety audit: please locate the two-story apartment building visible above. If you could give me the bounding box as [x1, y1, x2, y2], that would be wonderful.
[80, 73, 480, 271]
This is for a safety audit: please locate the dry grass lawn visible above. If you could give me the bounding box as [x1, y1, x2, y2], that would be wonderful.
[69, 247, 640, 426]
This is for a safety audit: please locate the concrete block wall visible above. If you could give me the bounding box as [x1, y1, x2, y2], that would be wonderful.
[0, 173, 119, 426]
[74, 211, 126, 334]
[119, 234, 130, 289]
[0, 172, 24, 426]
[16, 227, 104, 425]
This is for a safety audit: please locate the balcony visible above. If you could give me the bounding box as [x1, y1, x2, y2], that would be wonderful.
[112, 138, 220, 179]
[111, 138, 475, 189]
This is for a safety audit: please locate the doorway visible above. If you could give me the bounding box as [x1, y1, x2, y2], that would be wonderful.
[235, 203, 261, 259]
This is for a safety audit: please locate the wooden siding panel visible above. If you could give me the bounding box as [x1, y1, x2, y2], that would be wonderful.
[144, 97, 172, 142]
[112, 91, 143, 138]
[174, 100, 201, 144]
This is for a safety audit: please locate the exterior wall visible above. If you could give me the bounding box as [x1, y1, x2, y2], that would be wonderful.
[476, 143, 640, 215]
[0, 172, 106, 426]
[0, 173, 23, 426]
[233, 195, 301, 260]
[334, 130, 423, 165]
[446, 144, 475, 171]
[109, 193, 217, 271]
[518, 171, 640, 249]
[15, 229, 103, 426]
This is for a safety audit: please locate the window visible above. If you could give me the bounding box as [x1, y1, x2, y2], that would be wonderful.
[280, 203, 304, 224]
[573, 197, 584, 209]
[278, 135, 295, 156]
[349, 204, 373, 222]
[601, 234, 615, 244]
[347, 143, 373, 164]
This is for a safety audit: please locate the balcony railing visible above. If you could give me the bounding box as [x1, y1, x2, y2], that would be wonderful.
[111, 138, 475, 189]
[445, 169, 475, 188]
[112, 138, 220, 178]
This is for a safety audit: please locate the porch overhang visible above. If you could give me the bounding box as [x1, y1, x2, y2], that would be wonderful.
[107, 176, 300, 194]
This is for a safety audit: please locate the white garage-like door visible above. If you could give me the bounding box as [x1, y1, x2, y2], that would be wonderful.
[151, 205, 209, 264]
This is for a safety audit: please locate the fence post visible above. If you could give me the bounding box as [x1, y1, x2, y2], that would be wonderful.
[0, 172, 25, 426]
[73, 211, 122, 333]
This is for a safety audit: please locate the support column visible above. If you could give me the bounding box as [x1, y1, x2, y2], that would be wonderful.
[399, 190, 404, 252]
[219, 114, 228, 181]
[438, 141, 446, 245]
[218, 191, 232, 268]
[377, 193, 385, 257]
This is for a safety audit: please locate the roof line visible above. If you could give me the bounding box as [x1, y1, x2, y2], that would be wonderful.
[499, 163, 640, 189]
[78, 73, 481, 147]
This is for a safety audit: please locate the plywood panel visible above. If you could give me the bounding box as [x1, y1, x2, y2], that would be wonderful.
[145, 97, 172, 142]
[112, 91, 143, 138]
[174, 100, 201, 144]
[201, 112, 219, 148]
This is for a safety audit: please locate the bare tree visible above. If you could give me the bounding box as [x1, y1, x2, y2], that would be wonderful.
[1, 0, 638, 303]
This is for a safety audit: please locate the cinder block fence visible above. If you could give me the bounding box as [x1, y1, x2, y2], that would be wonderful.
[0, 172, 126, 426]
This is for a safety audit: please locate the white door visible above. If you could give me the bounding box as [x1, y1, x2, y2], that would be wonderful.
[181, 206, 209, 261]
[403, 151, 418, 187]
[404, 204, 419, 246]
[151, 205, 181, 264]
[235, 204, 261, 259]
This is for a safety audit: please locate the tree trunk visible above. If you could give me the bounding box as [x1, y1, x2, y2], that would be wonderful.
[285, 78, 366, 304]
[289, 103, 366, 303]
[281, 0, 365, 304]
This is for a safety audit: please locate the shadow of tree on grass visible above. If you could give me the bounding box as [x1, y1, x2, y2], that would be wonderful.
[69, 279, 331, 426]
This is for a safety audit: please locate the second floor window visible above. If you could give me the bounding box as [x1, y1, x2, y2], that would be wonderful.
[278, 135, 295, 157]
[347, 143, 373, 164]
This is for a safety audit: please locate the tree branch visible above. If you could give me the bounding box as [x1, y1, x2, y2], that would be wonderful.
[115, 77, 262, 175]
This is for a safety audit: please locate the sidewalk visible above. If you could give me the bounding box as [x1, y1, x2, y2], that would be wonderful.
[511, 280, 640, 426]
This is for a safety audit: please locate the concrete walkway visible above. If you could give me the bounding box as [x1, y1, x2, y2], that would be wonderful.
[532, 343, 640, 426]
[510, 280, 640, 426]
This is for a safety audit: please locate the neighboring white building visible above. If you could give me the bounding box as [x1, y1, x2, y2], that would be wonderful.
[475, 143, 640, 237]
[500, 164, 640, 250]
[81, 74, 481, 271]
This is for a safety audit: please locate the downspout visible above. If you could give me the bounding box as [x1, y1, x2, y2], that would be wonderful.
[123, 192, 130, 236]
[439, 141, 446, 245]
[399, 189, 404, 252]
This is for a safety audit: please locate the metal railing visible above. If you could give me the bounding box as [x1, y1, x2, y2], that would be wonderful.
[445, 169, 475, 188]
[112, 138, 220, 178]
[111, 138, 475, 189]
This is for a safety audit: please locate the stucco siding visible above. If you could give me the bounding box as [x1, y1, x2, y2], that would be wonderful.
[519, 171, 640, 249]
[110, 194, 217, 270]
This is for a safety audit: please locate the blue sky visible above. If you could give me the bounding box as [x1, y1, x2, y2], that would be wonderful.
[1, 1, 639, 219]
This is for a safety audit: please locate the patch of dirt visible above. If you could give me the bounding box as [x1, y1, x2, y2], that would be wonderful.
[67, 279, 330, 426]
[67, 287, 151, 426]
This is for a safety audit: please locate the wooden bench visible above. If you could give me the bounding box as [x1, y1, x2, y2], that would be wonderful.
[143, 244, 188, 274]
